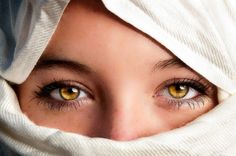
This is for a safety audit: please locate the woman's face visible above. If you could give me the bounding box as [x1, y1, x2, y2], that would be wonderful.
[17, 0, 217, 141]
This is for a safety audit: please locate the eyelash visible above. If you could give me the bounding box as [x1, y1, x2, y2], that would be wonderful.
[34, 80, 93, 111]
[34, 78, 213, 111]
[155, 78, 212, 110]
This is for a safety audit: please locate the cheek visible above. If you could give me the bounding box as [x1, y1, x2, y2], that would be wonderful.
[156, 98, 215, 128]
[30, 104, 102, 135]
[18, 86, 103, 135]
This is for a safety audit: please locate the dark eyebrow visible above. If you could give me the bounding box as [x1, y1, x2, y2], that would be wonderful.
[34, 58, 92, 74]
[35, 55, 188, 75]
[153, 57, 189, 71]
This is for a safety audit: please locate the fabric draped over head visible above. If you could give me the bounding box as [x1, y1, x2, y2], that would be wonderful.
[1, 0, 236, 155]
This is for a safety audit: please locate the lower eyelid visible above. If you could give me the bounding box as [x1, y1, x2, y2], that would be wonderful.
[155, 95, 207, 110]
[36, 95, 91, 111]
[170, 97, 205, 110]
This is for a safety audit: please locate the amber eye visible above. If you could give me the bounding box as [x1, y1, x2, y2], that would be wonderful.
[168, 84, 189, 99]
[59, 87, 80, 100]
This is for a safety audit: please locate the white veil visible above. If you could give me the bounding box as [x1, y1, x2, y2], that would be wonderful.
[1, 0, 236, 155]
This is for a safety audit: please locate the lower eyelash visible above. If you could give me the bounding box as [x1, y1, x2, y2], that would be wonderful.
[166, 95, 207, 110]
[34, 96, 89, 111]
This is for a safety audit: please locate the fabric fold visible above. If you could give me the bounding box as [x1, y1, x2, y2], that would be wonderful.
[1, 0, 236, 155]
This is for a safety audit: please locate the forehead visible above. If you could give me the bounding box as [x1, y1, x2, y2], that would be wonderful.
[43, 0, 175, 75]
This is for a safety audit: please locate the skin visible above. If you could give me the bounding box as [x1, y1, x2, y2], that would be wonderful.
[16, 0, 217, 141]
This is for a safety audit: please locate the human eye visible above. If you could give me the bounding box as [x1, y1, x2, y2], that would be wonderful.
[35, 80, 94, 111]
[154, 78, 215, 110]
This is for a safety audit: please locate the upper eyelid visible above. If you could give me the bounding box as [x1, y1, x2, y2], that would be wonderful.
[154, 78, 209, 96]
[39, 78, 212, 102]
[38, 80, 94, 98]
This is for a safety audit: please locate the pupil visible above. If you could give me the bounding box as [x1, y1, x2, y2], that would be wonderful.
[64, 88, 79, 95]
[67, 88, 76, 94]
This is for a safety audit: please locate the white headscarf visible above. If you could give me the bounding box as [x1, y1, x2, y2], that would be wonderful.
[1, 0, 236, 155]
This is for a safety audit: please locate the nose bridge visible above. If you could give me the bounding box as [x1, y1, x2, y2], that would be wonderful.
[102, 81, 148, 141]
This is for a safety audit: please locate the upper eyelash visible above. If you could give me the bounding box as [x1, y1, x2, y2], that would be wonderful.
[35, 80, 93, 98]
[34, 80, 92, 111]
[161, 77, 212, 94]
[34, 77, 214, 111]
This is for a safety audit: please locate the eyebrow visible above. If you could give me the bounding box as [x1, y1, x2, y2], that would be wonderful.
[34, 56, 189, 75]
[152, 57, 189, 71]
[34, 58, 92, 74]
